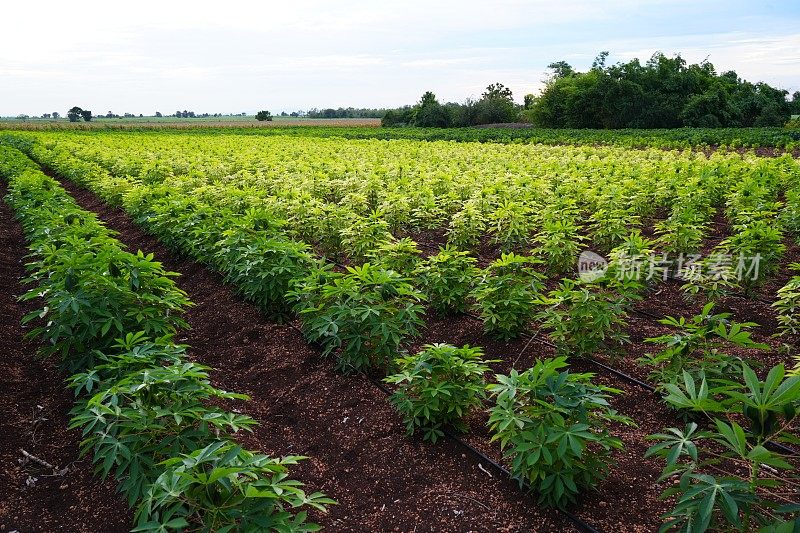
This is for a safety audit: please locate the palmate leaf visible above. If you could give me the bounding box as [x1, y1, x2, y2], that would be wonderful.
[661, 371, 728, 413]
[645, 423, 704, 469]
[661, 473, 757, 533]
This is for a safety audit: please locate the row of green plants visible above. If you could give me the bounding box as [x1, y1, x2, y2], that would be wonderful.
[3, 133, 648, 369]
[1, 132, 649, 515]
[386, 346, 632, 508]
[8, 134, 799, 380]
[0, 145, 332, 532]
[3, 124, 800, 150]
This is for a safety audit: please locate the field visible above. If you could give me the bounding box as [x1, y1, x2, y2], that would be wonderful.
[0, 116, 382, 130]
[0, 127, 798, 532]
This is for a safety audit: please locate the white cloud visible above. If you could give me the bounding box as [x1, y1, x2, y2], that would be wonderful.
[1, 0, 798, 115]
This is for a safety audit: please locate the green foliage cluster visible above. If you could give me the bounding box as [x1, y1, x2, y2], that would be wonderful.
[641, 303, 768, 387]
[528, 53, 794, 128]
[289, 263, 426, 373]
[487, 357, 633, 508]
[384, 343, 493, 442]
[414, 245, 479, 315]
[773, 263, 800, 337]
[471, 253, 544, 340]
[537, 277, 641, 359]
[646, 364, 799, 532]
[381, 84, 519, 128]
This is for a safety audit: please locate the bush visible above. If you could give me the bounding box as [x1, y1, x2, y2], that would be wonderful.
[488, 357, 632, 508]
[646, 365, 799, 532]
[641, 303, 768, 387]
[471, 253, 544, 339]
[773, 264, 800, 336]
[414, 245, 479, 315]
[339, 209, 393, 263]
[384, 344, 492, 442]
[537, 277, 640, 359]
[214, 228, 314, 317]
[289, 263, 426, 372]
[447, 199, 486, 250]
[532, 217, 584, 275]
[137, 441, 333, 532]
[367, 237, 421, 275]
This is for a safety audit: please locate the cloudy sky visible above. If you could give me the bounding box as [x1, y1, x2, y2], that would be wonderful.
[2, 0, 798, 116]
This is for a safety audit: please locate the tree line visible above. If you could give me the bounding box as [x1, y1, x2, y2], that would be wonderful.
[383, 52, 800, 129]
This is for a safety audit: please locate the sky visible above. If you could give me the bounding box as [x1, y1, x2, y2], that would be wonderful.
[2, 0, 799, 116]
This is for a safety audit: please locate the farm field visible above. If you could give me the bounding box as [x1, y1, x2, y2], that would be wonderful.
[0, 128, 799, 532]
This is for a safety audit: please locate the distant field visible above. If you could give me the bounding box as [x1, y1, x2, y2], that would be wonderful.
[2, 121, 799, 151]
[0, 116, 382, 129]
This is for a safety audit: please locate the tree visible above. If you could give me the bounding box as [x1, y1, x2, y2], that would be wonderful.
[547, 61, 574, 79]
[155, 111, 162, 117]
[591, 51, 610, 70]
[413, 91, 451, 127]
[80, 109, 92, 122]
[255, 110, 272, 121]
[474, 83, 518, 125]
[523, 94, 535, 109]
[41, 113, 51, 119]
[482, 82, 513, 101]
[528, 51, 792, 128]
[791, 91, 800, 115]
[67, 106, 83, 122]
[52, 112, 60, 119]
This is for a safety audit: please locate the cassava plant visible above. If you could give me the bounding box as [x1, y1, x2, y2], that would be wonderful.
[488, 357, 633, 508]
[641, 303, 768, 389]
[773, 264, 800, 336]
[646, 364, 799, 532]
[447, 199, 486, 250]
[339, 209, 394, 264]
[471, 253, 545, 340]
[384, 344, 493, 442]
[537, 277, 641, 359]
[531, 217, 584, 275]
[289, 263, 426, 373]
[367, 237, 421, 275]
[414, 245, 479, 315]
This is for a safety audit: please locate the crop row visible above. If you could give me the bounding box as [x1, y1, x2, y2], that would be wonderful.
[0, 145, 332, 533]
[2, 125, 800, 150]
[4, 135, 799, 530]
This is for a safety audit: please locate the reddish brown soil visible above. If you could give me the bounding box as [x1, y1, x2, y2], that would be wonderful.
[58, 180, 575, 532]
[0, 183, 132, 532]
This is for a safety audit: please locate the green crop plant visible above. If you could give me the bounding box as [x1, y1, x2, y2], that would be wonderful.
[488, 357, 633, 508]
[641, 303, 769, 389]
[471, 253, 544, 339]
[414, 245, 479, 315]
[537, 277, 641, 359]
[289, 263, 426, 372]
[385, 343, 493, 442]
